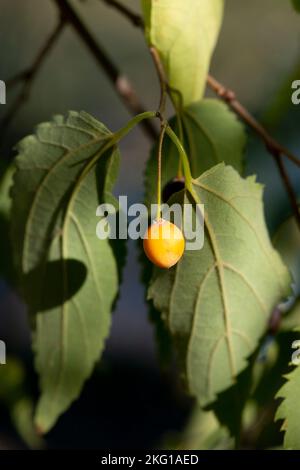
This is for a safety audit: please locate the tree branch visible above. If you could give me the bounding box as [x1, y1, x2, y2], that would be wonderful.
[1, 18, 65, 145]
[54, 0, 158, 141]
[271, 148, 300, 229]
[207, 74, 300, 229]
[207, 75, 300, 168]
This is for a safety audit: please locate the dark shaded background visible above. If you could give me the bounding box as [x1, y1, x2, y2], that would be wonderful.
[0, 0, 300, 449]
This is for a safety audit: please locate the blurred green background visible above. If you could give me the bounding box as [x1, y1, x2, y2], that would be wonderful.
[0, 0, 299, 449]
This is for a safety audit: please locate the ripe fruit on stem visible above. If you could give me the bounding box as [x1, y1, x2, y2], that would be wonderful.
[143, 218, 185, 269]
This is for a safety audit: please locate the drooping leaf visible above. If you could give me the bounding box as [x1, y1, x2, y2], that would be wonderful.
[212, 330, 297, 446]
[0, 356, 44, 448]
[165, 405, 232, 450]
[211, 350, 258, 440]
[141, 0, 224, 106]
[276, 332, 300, 450]
[145, 99, 246, 207]
[236, 333, 292, 448]
[148, 164, 291, 407]
[11, 111, 123, 433]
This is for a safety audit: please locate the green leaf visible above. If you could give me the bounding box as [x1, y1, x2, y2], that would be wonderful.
[273, 213, 300, 295]
[183, 100, 246, 176]
[276, 333, 300, 450]
[145, 99, 246, 207]
[11, 111, 123, 433]
[211, 351, 257, 440]
[148, 164, 291, 407]
[0, 355, 44, 448]
[141, 0, 224, 106]
[292, 0, 300, 12]
[165, 405, 232, 450]
[139, 240, 173, 367]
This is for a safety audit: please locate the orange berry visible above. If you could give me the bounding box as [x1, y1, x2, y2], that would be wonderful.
[143, 218, 185, 269]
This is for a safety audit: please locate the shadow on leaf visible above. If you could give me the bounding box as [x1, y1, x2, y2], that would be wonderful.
[23, 259, 87, 313]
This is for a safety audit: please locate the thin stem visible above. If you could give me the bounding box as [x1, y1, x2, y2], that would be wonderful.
[54, 0, 158, 142]
[75, 111, 157, 188]
[272, 150, 300, 229]
[156, 123, 167, 219]
[113, 111, 156, 142]
[165, 125, 193, 191]
[176, 111, 184, 179]
[150, 47, 167, 116]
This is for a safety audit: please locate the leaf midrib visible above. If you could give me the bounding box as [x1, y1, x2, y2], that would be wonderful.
[183, 176, 279, 397]
[22, 128, 111, 419]
[52, 140, 118, 408]
[48, 145, 110, 410]
[22, 133, 109, 272]
[184, 109, 219, 165]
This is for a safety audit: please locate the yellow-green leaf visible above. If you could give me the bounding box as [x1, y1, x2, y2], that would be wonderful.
[141, 0, 224, 106]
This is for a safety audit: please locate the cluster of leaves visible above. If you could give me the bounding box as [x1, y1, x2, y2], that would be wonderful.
[1, 0, 299, 449]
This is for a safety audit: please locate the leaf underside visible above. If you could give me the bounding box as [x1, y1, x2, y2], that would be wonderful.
[11, 111, 122, 432]
[141, 0, 224, 106]
[148, 164, 291, 406]
[144, 100, 246, 368]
